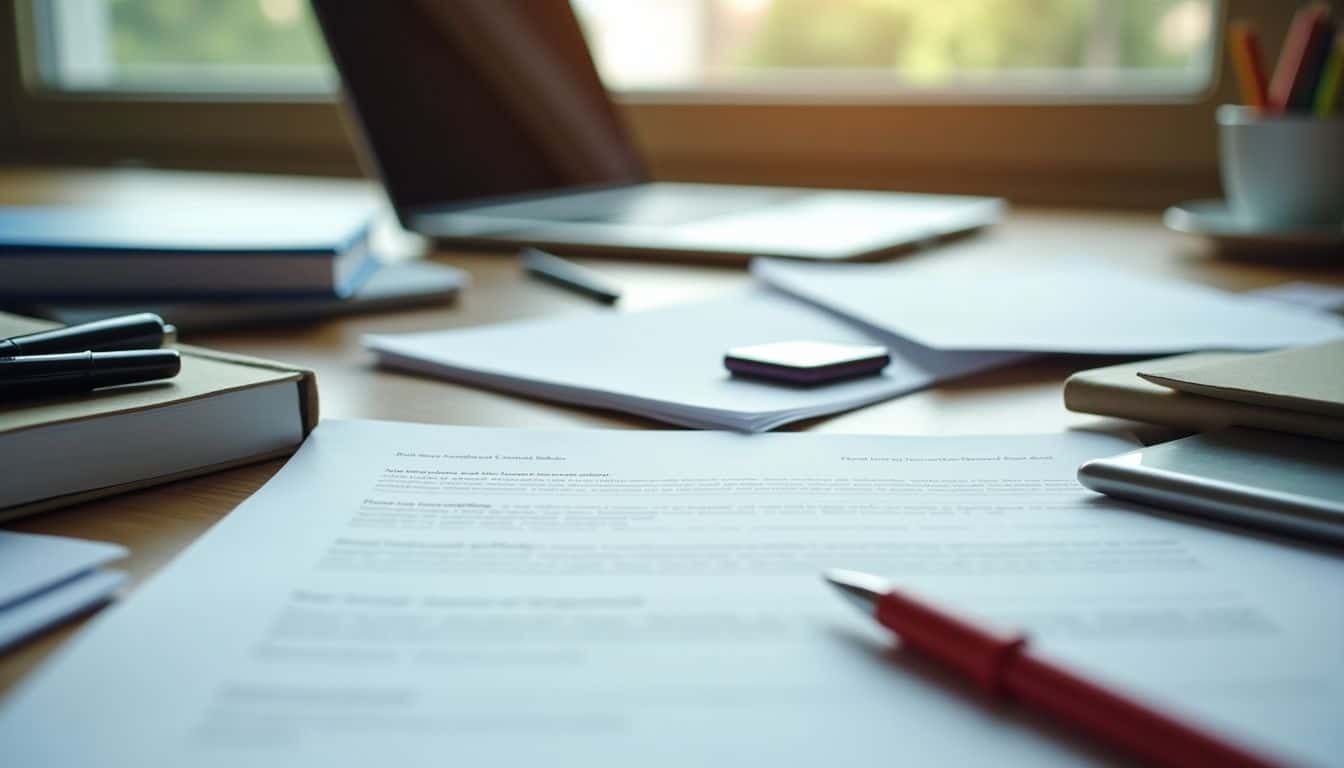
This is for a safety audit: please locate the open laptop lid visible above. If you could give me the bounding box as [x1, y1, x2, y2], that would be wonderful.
[311, 0, 646, 217]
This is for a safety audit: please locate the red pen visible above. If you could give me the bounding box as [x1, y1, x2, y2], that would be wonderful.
[823, 569, 1283, 768]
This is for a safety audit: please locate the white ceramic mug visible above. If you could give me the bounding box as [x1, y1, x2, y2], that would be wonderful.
[1217, 104, 1344, 229]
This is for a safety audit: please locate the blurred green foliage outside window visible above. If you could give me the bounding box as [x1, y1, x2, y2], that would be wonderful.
[38, 0, 1214, 95]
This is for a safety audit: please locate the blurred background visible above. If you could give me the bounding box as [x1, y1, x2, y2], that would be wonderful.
[0, 1, 1331, 207]
[41, 0, 1214, 95]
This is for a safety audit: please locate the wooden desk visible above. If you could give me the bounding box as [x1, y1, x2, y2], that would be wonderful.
[0, 166, 1338, 697]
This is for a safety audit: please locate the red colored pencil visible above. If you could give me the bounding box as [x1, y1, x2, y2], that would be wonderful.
[1268, 3, 1335, 113]
[825, 569, 1284, 768]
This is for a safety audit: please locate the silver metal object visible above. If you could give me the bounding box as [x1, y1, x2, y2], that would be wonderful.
[822, 569, 889, 615]
[1078, 428, 1344, 545]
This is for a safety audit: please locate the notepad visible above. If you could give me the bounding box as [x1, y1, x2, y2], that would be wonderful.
[1138, 339, 1344, 417]
[1064, 339, 1344, 440]
[1064, 355, 1344, 440]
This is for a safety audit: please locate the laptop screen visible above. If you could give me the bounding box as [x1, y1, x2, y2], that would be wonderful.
[311, 0, 646, 214]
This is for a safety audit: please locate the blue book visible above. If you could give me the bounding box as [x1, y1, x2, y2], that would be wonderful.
[0, 204, 379, 300]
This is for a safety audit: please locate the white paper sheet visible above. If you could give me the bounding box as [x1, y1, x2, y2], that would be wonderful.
[0, 531, 126, 608]
[365, 288, 1023, 431]
[753, 258, 1344, 354]
[1246, 281, 1344, 314]
[3, 421, 1339, 767]
[0, 569, 125, 652]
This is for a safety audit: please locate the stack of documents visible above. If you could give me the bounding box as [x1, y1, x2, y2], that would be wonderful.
[2, 420, 1339, 766]
[366, 259, 1342, 432]
[0, 532, 125, 652]
[367, 289, 1024, 431]
[752, 259, 1344, 354]
[1066, 338, 1344, 439]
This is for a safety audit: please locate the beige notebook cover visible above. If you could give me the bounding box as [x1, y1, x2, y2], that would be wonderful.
[1063, 353, 1344, 441]
[1139, 339, 1344, 419]
[0, 312, 319, 520]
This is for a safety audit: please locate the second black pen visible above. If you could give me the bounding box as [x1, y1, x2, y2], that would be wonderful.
[0, 349, 181, 400]
[0, 313, 171, 357]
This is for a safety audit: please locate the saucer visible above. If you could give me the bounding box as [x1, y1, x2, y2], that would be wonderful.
[1164, 199, 1344, 249]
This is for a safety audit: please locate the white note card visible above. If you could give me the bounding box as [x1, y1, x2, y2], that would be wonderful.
[0, 569, 125, 652]
[754, 258, 1344, 354]
[1, 421, 1338, 767]
[0, 531, 126, 608]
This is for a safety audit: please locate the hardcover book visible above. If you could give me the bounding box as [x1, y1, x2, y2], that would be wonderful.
[0, 312, 319, 520]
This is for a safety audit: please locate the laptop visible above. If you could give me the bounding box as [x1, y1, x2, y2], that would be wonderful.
[311, 0, 1003, 262]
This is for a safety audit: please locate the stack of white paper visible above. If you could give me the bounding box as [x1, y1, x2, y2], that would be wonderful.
[365, 259, 1344, 432]
[0, 532, 125, 651]
[366, 289, 1023, 432]
[753, 259, 1344, 354]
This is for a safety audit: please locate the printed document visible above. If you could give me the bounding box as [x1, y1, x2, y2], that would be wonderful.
[2, 421, 1339, 766]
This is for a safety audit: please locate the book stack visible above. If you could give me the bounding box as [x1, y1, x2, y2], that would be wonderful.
[1064, 339, 1344, 441]
[0, 203, 379, 301]
[0, 311, 319, 520]
[0, 202, 466, 332]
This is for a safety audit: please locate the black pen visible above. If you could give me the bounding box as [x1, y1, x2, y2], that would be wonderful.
[0, 350, 181, 399]
[520, 247, 622, 305]
[0, 313, 171, 357]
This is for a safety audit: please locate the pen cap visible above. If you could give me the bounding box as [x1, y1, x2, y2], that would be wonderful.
[0, 313, 169, 356]
[0, 350, 181, 400]
[89, 349, 181, 387]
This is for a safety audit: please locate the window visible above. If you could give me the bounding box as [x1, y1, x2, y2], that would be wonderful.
[576, 0, 1216, 99]
[6, 0, 1277, 207]
[35, 0, 333, 94]
[33, 0, 1216, 100]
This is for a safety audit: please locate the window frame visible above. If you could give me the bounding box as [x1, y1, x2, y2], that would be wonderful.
[0, 0, 1304, 206]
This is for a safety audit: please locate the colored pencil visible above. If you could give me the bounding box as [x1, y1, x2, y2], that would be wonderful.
[1269, 3, 1334, 112]
[1293, 16, 1338, 111]
[1316, 32, 1344, 116]
[1227, 22, 1270, 110]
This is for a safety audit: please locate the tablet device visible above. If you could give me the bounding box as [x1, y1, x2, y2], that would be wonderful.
[1078, 428, 1344, 545]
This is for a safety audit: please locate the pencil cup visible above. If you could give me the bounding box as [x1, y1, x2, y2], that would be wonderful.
[1217, 105, 1344, 228]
